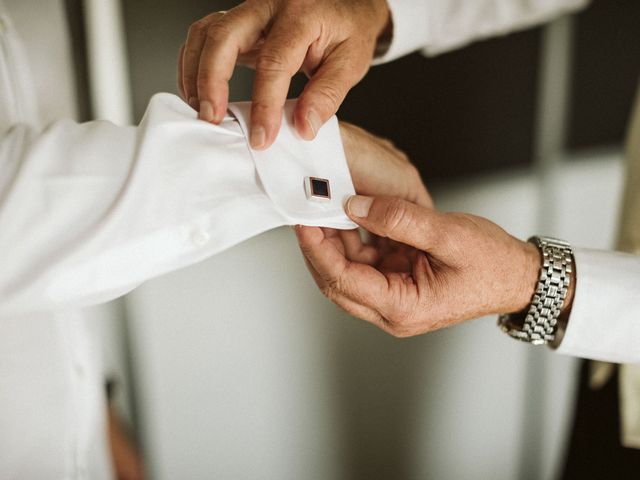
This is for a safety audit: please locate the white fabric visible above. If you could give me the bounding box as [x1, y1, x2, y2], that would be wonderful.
[229, 102, 356, 228]
[0, 1, 354, 478]
[556, 248, 640, 363]
[0, 1, 113, 479]
[373, 0, 428, 64]
[0, 94, 353, 317]
[376, 0, 589, 62]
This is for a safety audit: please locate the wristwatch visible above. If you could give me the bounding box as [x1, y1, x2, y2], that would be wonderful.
[497, 236, 574, 346]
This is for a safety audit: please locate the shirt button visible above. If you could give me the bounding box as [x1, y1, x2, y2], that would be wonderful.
[191, 230, 210, 247]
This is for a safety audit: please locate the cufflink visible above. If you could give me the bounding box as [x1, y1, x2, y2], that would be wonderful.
[305, 177, 331, 202]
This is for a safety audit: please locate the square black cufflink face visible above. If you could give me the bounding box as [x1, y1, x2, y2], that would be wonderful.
[305, 177, 331, 202]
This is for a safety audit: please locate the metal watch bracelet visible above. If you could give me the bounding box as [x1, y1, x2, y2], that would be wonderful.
[497, 236, 574, 346]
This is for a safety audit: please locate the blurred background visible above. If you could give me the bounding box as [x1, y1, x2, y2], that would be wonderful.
[71, 0, 640, 478]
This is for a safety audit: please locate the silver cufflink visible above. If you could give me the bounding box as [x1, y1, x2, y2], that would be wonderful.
[305, 177, 331, 202]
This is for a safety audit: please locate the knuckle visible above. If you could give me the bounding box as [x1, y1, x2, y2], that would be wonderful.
[384, 310, 415, 337]
[196, 72, 214, 92]
[250, 100, 275, 119]
[405, 163, 423, 186]
[313, 83, 343, 114]
[380, 198, 409, 237]
[205, 22, 234, 44]
[320, 282, 340, 302]
[406, 162, 421, 178]
[188, 19, 209, 37]
[385, 322, 408, 338]
[255, 52, 293, 75]
[395, 145, 410, 163]
[320, 269, 350, 302]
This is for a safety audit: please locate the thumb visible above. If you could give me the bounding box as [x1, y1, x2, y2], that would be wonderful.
[345, 195, 441, 251]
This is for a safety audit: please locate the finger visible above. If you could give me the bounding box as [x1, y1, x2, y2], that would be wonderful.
[377, 252, 413, 274]
[197, 6, 268, 123]
[306, 260, 388, 328]
[183, 12, 224, 109]
[412, 252, 433, 297]
[294, 40, 372, 140]
[338, 229, 379, 265]
[318, 228, 378, 265]
[296, 227, 390, 328]
[294, 225, 391, 312]
[177, 44, 186, 100]
[345, 195, 442, 251]
[236, 44, 263, 69]
[300, 28, 328, 78]
[250, 19, 319, 149]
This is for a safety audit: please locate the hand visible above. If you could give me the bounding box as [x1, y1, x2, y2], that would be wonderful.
[296, 195, 556, 337]
[339, 121, 432, 208]
[108, 405, 145, 480]
[178, 0, 390, 149]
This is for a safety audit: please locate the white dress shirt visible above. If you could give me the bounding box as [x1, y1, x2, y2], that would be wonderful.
[380, 0, 640, 363]
[0, 1, 353, 478]
[0, 94, 354, 317]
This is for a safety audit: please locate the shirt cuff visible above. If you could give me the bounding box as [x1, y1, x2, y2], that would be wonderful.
[228, 101, 357, 229]
[556, 247, 640, 363]
[373, 0, 428, 65]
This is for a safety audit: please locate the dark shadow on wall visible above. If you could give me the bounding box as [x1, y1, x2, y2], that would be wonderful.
[567, 0, 640, 151]
[325, 317, 435, 479]
[335, 31, 541, 183]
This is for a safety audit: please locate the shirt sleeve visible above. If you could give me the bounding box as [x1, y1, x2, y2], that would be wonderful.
[556, 248, 640, 363]
[374, 0, 590, 64]
[0, 93, 349, 316]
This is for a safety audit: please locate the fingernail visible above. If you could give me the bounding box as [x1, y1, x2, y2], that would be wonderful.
[306, 110, 322, 139]
[199, 100, 214, 121]
[250, 126, 266, 149]
[212, 103, 225, 123]
[188, 96, 199, 110]
[346, 195, 373, 218]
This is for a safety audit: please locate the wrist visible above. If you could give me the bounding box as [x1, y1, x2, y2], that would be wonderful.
[498, 236, 574, 346]
[510, 239, 577, 316]
[510, 240, 542, 314]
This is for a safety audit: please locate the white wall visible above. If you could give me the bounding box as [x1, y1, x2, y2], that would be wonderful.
[126, 151, 624, 480]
